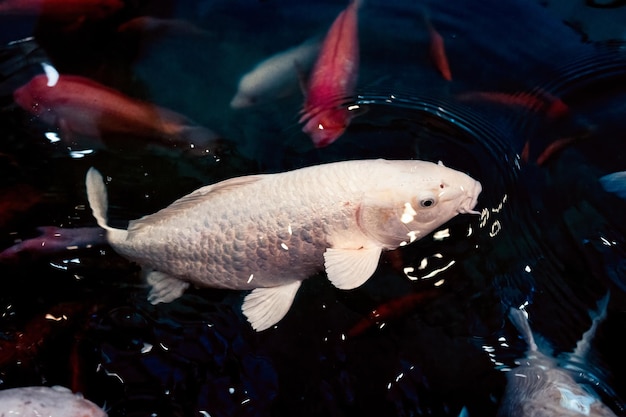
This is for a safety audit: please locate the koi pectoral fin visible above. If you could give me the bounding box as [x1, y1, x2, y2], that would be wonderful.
[242, 280, 302, 331]
[146, 270, 190, 304]
[324, 246, 382, 290]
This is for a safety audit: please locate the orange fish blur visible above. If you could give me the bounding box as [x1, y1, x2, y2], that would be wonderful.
[424, 16, 452, 81]
[0, 226, 107, 263]
[300, 0, 361, 148]
[0, 0, 124, 24]
[535, 136, 577, 166]
[456, 90, 569, 119]
[0, 183, 41, 229]
[522, 131, 589, 165]
[117, 16, 209, 37]
[347, 288, 440, 337]
[13, 74, 219, 154]
[0, 301, 101, 393]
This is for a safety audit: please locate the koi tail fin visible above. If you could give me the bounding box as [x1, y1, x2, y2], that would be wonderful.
[508, 308, 538, 352]
[85, 167, 128, 242]
[573, 292, 610, 358]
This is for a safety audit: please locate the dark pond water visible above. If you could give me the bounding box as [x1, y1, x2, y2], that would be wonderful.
[1, 0, 626, 416]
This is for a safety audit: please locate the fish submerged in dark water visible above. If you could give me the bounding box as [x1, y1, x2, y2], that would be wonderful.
[498, 295, 618, 417]
[85, 159, 481, 331]
[230, 36, 321, 109]
[0, 0, 123, 25]
[0, 385, 106, 416]
[600, 171, 626, 200]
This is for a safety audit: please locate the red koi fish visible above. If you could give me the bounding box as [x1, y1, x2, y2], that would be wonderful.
[300, 0, 361, 148]
[0, 0, 124, 24]
[456, 90, 569, 119]
[117, 16, 209, 38]
[0, 301, 103, 396]
[535, 136, 578, 166]
[522, 127, 590, 165]
[424, 14, 452, 81]
[13, 74, 219, 154]
[0, 226, 107, 263]
[0, 183, 41, 229]
[0, 302, 94, 367]
[347, 288, 440, 337]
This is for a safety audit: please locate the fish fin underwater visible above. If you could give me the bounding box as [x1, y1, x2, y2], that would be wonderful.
[242, 281, 302, 331]
[85, 168, 109, 229]
[323, 246, 382, 290]
[85, 167, 128, 243]
[509, 291, 610, 359]
[600, 171, 626, 200]
[572, 291, 610, 359]
[508, 307, 539, 352]
[504, 295, 622, 416]
[146, 270, 190, 304]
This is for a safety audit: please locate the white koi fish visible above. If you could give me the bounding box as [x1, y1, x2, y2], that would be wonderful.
[86, 159, 481, 331]
[498, 295, 617, 417]
[0, 386, 106, 416]
[230, 37, 321, 108]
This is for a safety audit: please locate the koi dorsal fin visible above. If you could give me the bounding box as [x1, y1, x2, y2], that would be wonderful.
[128, 175, 266, 232]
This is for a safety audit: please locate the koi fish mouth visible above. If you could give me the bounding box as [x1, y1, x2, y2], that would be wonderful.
[458, 180, 482, 215]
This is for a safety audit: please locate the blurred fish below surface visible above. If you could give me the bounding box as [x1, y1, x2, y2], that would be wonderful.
[497, 297, 621, 417]
[229, 36, 321, 109]
[0, 385, 107, 416]
[0, 0, 124, 34]
[0, 0, 625, 416]
[12, 73, 222, 156]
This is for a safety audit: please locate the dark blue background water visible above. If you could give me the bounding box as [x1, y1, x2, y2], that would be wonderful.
[0, 0, 625, 416]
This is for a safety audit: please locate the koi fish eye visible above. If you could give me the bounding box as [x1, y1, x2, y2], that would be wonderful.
[415, 191, 437, 208]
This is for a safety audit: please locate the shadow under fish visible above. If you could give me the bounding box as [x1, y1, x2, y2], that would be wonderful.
[497, 295, 620, 417]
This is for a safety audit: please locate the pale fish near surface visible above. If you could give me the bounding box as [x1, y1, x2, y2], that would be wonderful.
[0, 386, 107, 416]
[498, 295, 618, 417]
[600, 171, 626, 200]
[230, 36, 321, 108]
[86, 159, 482, 331]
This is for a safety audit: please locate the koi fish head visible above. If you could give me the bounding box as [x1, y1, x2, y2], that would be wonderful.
[358, 160, 482, 248]
[13, 75, 59, 125]
[13, 75, 48, 116]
